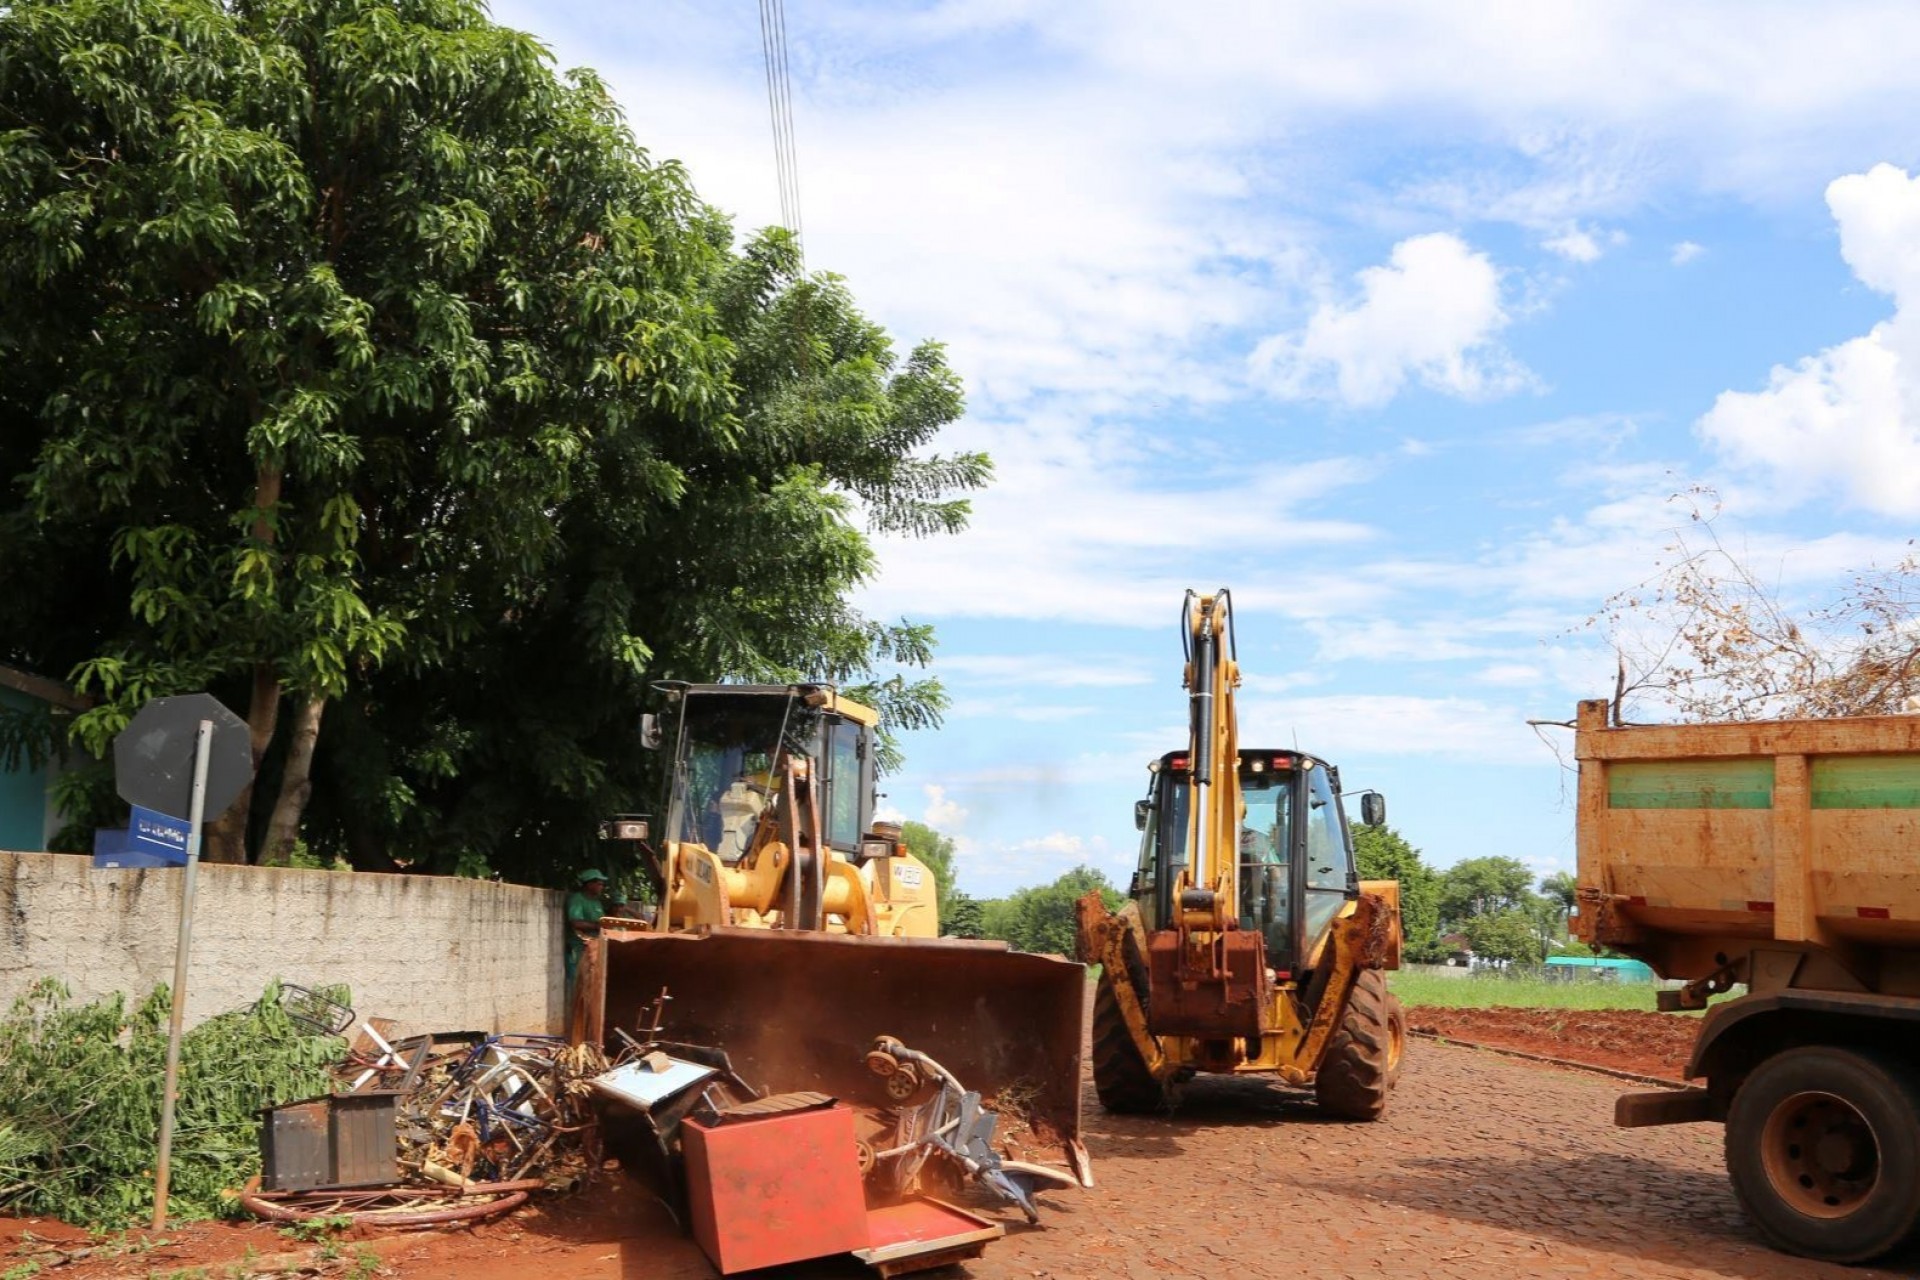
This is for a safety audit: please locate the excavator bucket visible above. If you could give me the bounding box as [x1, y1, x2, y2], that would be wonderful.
[580, 927, 1087, 1168]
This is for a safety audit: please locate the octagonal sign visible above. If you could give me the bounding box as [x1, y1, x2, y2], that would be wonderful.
[113, 693, 254, 821]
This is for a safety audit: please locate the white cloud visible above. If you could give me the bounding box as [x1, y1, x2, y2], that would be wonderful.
[1671, 240, 1705, 265]
[947, 698, 1099, 724]
[496, 0, 1920, 429]
[1698, 163, 1920, 516]
[1245, 693, 1551, 766]
[1544, 228, 1602, 262]
[1543, 225, 1627, 262]
[1474, 663, 1548, 687]
[922, 784, 969, 830]
[1505, 412, 1642, 451]
[1014, 832, 1086, 857]
[936, 654, 1152, 687]
[859, 411, 1380, 625]
[1250, 233, 1534, 407]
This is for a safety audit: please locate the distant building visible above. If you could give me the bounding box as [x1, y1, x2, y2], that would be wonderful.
[0, 664, 89, 852]
[1544, 954, 1657, 983]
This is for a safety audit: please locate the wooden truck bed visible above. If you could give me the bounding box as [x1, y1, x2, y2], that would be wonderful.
[1573, 699, 1920, 986]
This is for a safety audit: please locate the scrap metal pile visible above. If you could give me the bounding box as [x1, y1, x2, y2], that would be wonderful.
[592, 990, 1084, 1276]
[237, 988, 608, 1227]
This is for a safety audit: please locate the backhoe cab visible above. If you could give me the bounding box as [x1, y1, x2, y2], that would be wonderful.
[1076, 590, 1407, 1118]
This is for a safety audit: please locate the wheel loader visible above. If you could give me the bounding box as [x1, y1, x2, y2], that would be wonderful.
[574, 680, 1088, 1183]
[1076, 589, 1407, 1118]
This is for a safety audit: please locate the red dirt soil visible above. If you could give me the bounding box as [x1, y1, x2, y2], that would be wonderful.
[1406, 1004, 1697, 1081]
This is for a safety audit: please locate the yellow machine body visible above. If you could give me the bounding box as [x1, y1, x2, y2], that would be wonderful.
[1075, 590, 1404, 1116]
[582, 681, 1088, 1170]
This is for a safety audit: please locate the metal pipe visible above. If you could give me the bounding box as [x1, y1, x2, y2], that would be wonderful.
[151, 717, 214, 1230]
[1190, 620, 1216, 786]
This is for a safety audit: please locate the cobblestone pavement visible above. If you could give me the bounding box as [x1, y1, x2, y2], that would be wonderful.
[979, 1040, 1914, 1280]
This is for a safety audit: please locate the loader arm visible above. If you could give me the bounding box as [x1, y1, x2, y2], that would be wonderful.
[1074, 894, 1178, 1082]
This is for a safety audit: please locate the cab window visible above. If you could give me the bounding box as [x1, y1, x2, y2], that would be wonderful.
[1301, 763, 1353, 951]
[823, 723, 864, 851]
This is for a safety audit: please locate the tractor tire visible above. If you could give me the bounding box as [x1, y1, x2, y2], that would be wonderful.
[1315, 969, 1392, 1121]
[1725, 1045, 1920, 1263]
[1091, 974, 1168, 1114]
[1385, 993, 1408, 1087]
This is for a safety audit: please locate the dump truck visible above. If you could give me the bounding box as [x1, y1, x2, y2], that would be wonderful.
[1077, 590, 1406, 1117]
[1573, 697, 1920, 1263]
[573, 681, 1089, 1190]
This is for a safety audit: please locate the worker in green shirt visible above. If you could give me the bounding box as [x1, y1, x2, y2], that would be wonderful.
[565, 868, 609, 986]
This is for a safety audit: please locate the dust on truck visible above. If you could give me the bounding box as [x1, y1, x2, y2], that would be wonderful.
[1572, 698, 1920, 1263]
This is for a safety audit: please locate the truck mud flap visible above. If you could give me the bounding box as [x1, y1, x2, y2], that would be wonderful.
[1615, 1087, 1713, 1128]
[587, 928, 1086, 1155]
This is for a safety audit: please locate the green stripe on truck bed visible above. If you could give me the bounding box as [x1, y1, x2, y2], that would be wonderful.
[1607, 760, 1774, 809]
[1811, 755, 1920, 808]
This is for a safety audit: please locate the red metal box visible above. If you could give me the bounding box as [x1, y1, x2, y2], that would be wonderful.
[681, 1102, 868, 1274]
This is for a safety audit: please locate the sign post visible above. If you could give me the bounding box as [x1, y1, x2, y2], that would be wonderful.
[111, 692, 253, 1230]
[151, 719, 213, 1230]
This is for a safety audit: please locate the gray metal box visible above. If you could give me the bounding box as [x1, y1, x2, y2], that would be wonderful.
[260, 1092, 400, 1191]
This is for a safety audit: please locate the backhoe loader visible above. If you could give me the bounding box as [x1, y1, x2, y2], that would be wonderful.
[575, 681, 1087, 1178]
[1076, 590, 1407, 1118]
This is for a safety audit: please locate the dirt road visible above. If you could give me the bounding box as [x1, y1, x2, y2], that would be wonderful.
[984, 1040, 1912, 1280]
[12, 1039, 1913, 1279]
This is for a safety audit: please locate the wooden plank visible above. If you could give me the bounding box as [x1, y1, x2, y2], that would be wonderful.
[1607, 760, 1773, 809]
[1602, 810, 1771, 871]
[1576, 743, 1608, 922]
[1811, 755, 1920, 809]
[1773, 754, 1818, 944]
[1576, 711, 1920, 762]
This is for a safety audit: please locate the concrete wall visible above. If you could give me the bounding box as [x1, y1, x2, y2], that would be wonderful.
[0, 852, 566, 1036]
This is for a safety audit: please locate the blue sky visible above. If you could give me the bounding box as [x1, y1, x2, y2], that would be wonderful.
[493, 1, 1920, 896]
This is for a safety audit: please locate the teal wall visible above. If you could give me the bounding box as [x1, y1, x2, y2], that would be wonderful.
[0, 687, 49, 851]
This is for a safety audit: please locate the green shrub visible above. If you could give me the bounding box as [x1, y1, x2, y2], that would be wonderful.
[0, 979, 342, 1227]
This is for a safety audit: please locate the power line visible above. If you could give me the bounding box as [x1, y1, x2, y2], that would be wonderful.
[757, 0, 804, 266]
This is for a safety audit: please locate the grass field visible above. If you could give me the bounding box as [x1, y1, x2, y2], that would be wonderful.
[1387, 968, 1699, 1013]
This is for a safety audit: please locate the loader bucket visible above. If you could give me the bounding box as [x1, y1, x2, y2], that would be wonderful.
[586, 927, 1086, 1161]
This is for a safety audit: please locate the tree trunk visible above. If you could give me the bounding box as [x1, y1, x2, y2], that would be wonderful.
[206, 464, 288, 864]
[260, 695, 325, 865]
[202, 661, 283, 863]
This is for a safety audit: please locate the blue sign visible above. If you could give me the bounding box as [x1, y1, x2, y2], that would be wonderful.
[128, 804, 192, 864]
[92, 827, 180, 870]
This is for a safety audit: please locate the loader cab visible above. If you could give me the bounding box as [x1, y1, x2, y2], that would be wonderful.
[652, 682, 878, 862]
[1131, 749, 1365, 977]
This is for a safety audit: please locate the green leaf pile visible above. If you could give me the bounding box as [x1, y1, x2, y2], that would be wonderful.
[0, 978, 342, 1227]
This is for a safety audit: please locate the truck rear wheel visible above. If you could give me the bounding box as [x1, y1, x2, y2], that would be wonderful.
[1725, 1045, 1920, 1263]
[1315, 969, 1392, 1121]
[1091, 974, 1168, 1113]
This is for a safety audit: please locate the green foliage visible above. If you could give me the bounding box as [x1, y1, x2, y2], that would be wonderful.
[979, 865, 1120, 957]
[0, 0, 984, 878]
[278, 1215, 351, 1244]
[1539, 870, 1578, 919]
[1460, 908, 1548, 965]
[1352, 824, 1441, 961]
[0, 697, 60, 773]
[0, 979, 340, 1227]
[1388, 970, 1681, 1013]
[940, 892, 986, 940]
[899, 820, 956, 911]
[1436, 856, 1540, 930]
